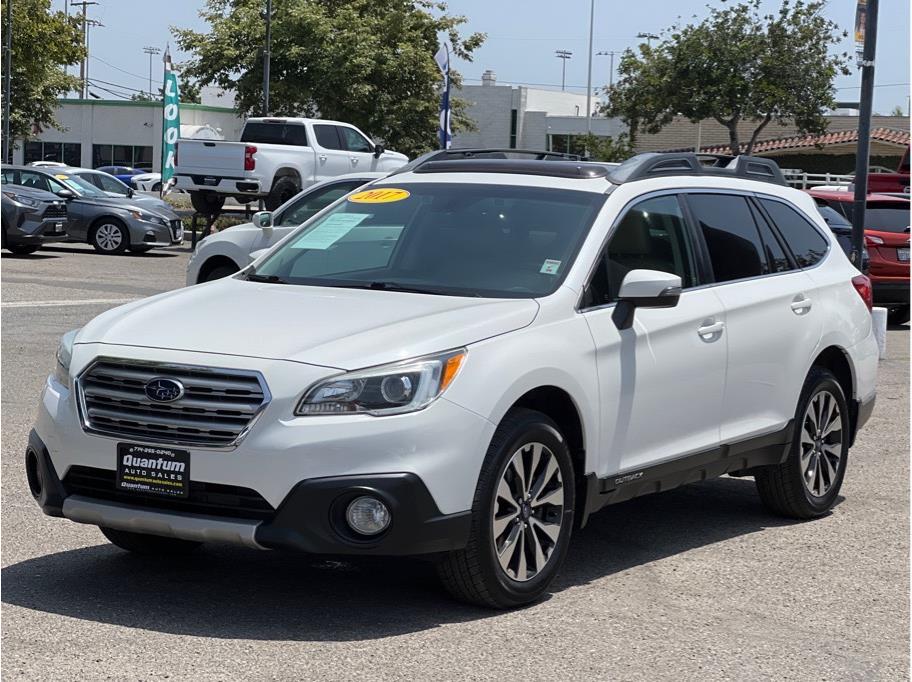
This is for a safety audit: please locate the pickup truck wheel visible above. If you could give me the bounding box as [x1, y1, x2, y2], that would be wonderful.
[265, 176, 300, 211]
[754, 368, 849, 519]
[90, 220, 129, 255]
[100, 527, 202, 555]
[190, 191, 225, 216]
[437, 408, 575, 609]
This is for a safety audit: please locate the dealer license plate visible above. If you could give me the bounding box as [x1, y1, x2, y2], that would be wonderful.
[898, 248, 909, 262]
[50, 222, 65, 234]
[116, 442, 190, 499]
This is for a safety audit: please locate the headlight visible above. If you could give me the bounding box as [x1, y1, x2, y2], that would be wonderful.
[53, 328, 80, 387]
[296, 349, 466, 416]
[2, 191, 39, 207]
[130, 209, 167, 225]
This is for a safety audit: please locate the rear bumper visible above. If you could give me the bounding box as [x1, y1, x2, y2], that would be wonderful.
[175, 174, 263, 197]
[871, 280, 909, 306]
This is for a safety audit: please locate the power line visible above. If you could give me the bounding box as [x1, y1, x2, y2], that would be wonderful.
[88, 77, 146, 93]
[90, 54, 148, 82]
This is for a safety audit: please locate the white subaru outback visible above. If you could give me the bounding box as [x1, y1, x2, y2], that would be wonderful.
[27, 152, 878, 608]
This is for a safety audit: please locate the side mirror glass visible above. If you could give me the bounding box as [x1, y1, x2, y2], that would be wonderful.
[56, 189, 76, 200]
[612, 269, 682, 330]
[373, 143, 385, 159]
[252, 210, 273, 230]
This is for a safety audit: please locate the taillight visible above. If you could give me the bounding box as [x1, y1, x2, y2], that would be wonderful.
[852, 274, 873, 312]
[864, 234, 884, 246]
[244, 145, 257, 171]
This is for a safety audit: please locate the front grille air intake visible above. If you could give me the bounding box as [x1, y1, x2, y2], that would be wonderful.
[77, 359, 270, 447]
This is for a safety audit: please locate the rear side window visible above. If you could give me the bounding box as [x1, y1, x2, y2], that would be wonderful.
[688, 194, 766, 283]
[759, 199, 828, 267]
[749, 202, 793, 273]
[241, 122, 309, 147]
[584, 195, 696, 307]
[313, 125, 343, 150]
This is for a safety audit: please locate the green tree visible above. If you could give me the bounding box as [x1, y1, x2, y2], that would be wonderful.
[603, 0, 851, 155]
[889, 105, 905, 117]
[1, 0, 84, 146]
[172, 0, 484, 157]
[130, 74, 202, 104]
[576, 133, 634, 162]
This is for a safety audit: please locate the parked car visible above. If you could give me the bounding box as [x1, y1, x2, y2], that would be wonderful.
[809, 189, 909, 324]
[27, 152, 878, 608]
[175, 117, 408, 214]
[130, 171, 162, 192]
[864, 148, 909, 195]
[27, 160, 68, 168]
[814, 204, 869, 272]
[95, 166, 147, 185]
[1, 185, 69, 254]
[66, 167, 174, 215]
[186, 173, 385, 284]
[1, 165, 182, 255]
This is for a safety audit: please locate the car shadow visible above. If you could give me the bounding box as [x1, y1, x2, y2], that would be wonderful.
[1, 477, 819, 641]
[0, 252, 60, 260]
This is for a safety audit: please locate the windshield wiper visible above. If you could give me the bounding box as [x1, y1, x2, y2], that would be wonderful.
[325, 281, 473, 296]
[246, 272, 288, 284]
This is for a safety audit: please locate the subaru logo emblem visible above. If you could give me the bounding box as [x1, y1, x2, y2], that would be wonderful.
[144, 377, 184, 403]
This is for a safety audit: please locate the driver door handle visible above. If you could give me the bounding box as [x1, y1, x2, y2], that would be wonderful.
[318, 154, 327, 163]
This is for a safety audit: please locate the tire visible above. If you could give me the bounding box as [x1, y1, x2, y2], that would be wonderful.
[755, 367, 850, 519]
[128, 245, 153, 254]
[264, 176, 300, 211]
[100, 527, 202, 555]
[190, 191, 225, 216]
[888, 306, 910, 326]
[90, 219, 129, 255]
[151, 182, 162, 192]
[201, 263, 239, 282]
[7, 244, 40, 255]
[437, 408, 575, 609]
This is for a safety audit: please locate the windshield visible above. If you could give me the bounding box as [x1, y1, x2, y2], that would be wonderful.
[252, 182, 606, 298]
[51, 172, 108, 198]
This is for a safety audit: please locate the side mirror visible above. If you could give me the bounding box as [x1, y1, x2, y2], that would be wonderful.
[126, 187, 135, 197]
[55, 189, 76, 200]
[373, 143, 385, 159]
[612, 269, 682, 330]
[252, 210, 273, 230]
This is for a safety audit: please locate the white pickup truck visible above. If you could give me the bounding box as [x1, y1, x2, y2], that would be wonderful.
[174, 117, 409, 213]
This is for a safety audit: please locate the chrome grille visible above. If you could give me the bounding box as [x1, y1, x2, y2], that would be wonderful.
[77, 359, 270, 447]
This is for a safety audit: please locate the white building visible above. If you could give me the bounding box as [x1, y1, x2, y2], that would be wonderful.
[451, 70, 626, 153]
[11, 98, 243, 169]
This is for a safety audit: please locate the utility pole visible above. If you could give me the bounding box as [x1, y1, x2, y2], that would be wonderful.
[3, 0, 12, 163]
[585, 0, 595, 135]
[262, 0, 272, 115]
[637, 32, 658, 48]
[72, 0, 98, 98]
[555, 50, 572, 92]
[142, 46, 161, 97]
[597, 51, 618, 89]
[851, 0, 879, 267]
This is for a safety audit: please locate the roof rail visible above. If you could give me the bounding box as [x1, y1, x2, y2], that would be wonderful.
[390, 148, 585, 175]
[607, 152, 788, 186]
[413, 159, 608, 179]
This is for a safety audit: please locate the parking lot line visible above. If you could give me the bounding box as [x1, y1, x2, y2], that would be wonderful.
[1, 298, 139, 309]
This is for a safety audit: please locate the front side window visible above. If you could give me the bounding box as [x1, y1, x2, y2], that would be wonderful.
[276, 181, 364, 226]
[688, 194, 766, 283]
[18, 170, 54, 192]
[253, 183, 606, 298]
[339, 127, 373, 153]
[583, 195, 697, 308]
[759, 199, 828, 268]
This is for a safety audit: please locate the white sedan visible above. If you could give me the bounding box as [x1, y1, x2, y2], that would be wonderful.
[130, 172, 163, 192]
[185, 172, 385, 285]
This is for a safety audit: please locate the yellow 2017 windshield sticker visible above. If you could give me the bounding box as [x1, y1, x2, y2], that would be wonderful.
[348, 188, 410, 204]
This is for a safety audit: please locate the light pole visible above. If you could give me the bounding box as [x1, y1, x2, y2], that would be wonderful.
[851, 0, 879, 266]
[262, 0, 272, 116]
[637, 32, 658, 48]
[585, 0, 595, 135]
[555, 50, 572, 91]
[596, 50, 618, 89]
[142, 46, 160, 97]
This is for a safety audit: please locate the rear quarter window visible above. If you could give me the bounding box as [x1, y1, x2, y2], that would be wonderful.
[759, 199, 828, 268]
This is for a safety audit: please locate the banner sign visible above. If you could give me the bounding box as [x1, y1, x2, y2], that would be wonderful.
[161, 46, 180, 194]
[434, 44, 452, 149]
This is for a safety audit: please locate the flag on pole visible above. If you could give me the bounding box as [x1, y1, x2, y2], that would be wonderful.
[434, 43, 452, 149]
[160, 46, 181, 195]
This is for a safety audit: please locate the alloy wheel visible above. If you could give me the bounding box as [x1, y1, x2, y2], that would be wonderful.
[95, 223, 123, 251]
[799, 390, 843, 498]
[491, 442, 565, 582]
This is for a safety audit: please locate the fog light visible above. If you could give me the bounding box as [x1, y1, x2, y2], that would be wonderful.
[345, 496, 391, 536]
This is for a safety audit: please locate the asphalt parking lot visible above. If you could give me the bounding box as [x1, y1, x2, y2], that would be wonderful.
[1, 243, 909, 681]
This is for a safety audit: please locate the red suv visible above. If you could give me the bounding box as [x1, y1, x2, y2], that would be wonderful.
[809, 189, 910, 325]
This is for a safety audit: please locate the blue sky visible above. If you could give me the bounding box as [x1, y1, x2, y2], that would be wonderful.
[66, 0, 910, 113]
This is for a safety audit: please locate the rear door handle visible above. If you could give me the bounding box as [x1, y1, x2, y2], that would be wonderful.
[350, 156, 359, 165]
[697, 320, 725, 339]
[791, 295, 812, 315]
[319, 154, 327, 163]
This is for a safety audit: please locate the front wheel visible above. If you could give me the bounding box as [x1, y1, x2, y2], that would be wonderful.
[754, 368, 849, 519]
[100, 527, 202, 555]
[437, 408, 575, 608]
[888, 306, 910, 326]
[90, 220, 129, 254]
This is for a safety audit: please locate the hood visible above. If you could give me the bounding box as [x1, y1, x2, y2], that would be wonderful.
[78, 195, 178, 219]
[383, 150, 409, 162]
[77, 276, 539, 369]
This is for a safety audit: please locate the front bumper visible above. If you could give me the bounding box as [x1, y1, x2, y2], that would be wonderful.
[7, 210, 69, 245]
[129, 218, 183, 247]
